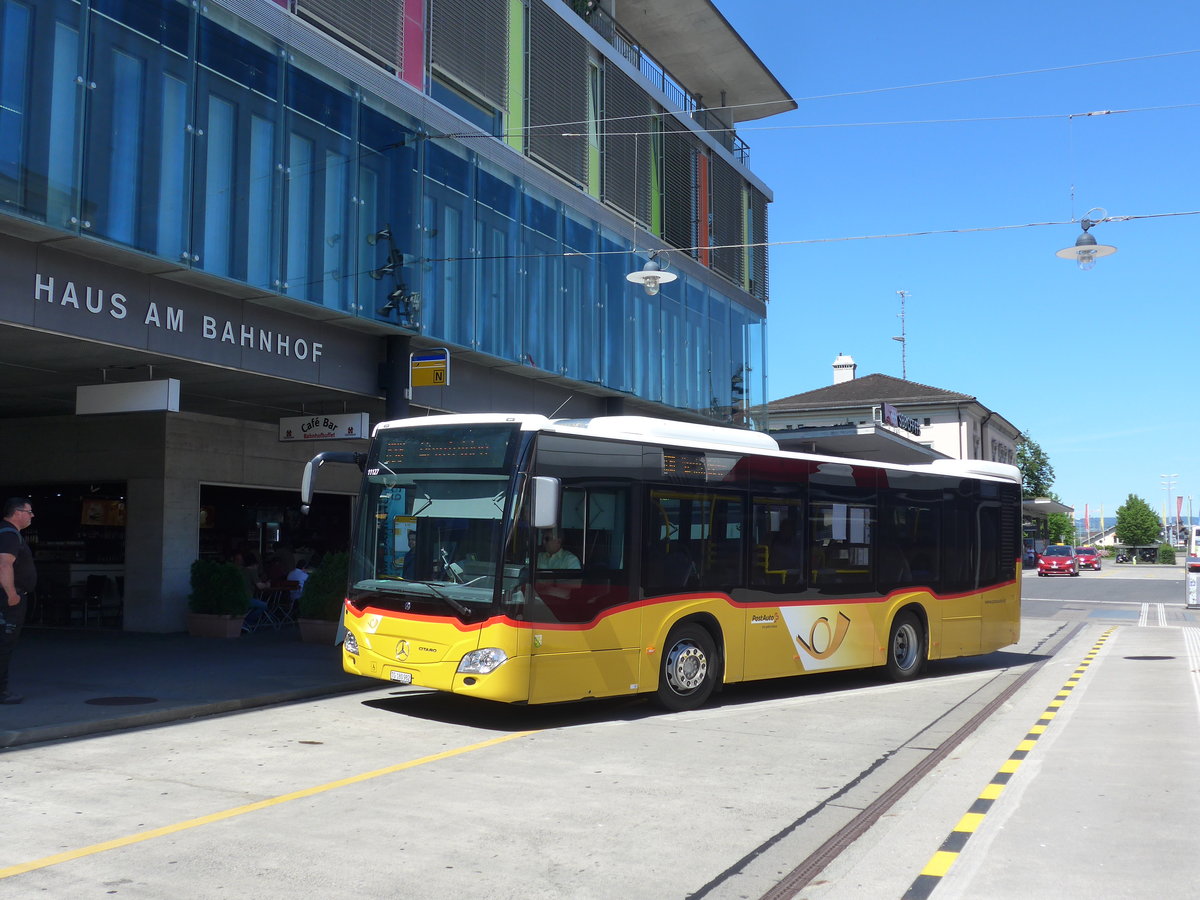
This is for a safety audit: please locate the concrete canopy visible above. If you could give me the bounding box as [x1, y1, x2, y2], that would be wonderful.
[615, 0, 796, 122]
[771, 423, 947, 464]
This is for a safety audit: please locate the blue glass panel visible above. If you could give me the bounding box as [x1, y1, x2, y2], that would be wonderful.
[285, 132, 313, 295]
[564, 216, 594, 252]
[476, 167, 516, 217]
[359, 103, 417, 323]
[198, 16, 277, 96]
[427, 142, 469, 193]
[562, 252, 598, 382]
[287, 65, 351, 136]
[0, 0, 31, 203]
[202, 94, 234, 275]
[421, 186, 473, 345]
[46, 20, 80, 226]
[708, 292, 731, 409]
[246, 113, 274, 288]
[659, 289, 684, 407]
[106, 47, 144, 245]
[322, 148, 348, 307]
[476, 209, 519, 359]
[94, 0, 188, 53]
[360, 104, 415, 158]
[599, 233, 628, 391]
[522, 190, 557, 237]
[155, 72, 187, 257]
[522, 227, 559, 373]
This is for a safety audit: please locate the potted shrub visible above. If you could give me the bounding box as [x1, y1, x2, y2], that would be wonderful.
[297, 552, 348, 644]
[187, 558, 251, 638]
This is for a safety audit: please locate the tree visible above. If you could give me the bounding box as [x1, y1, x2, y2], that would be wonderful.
[1115, 494, 1160, 547]
[1016, 432, 1055, 499]
[1046, 512, 1075, 544]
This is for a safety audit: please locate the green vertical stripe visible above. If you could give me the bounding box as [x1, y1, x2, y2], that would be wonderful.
[650, 119, 662, 236]
[588, 145, 601, 198]
[506, 0, 525, 153]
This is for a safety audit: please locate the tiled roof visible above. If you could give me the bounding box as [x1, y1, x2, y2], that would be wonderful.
[768, 373, 975, 411]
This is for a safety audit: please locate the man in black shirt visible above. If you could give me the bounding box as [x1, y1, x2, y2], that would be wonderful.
[0, 497, 37, 704]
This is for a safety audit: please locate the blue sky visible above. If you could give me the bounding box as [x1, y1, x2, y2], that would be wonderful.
[716, 1, 1199, 525]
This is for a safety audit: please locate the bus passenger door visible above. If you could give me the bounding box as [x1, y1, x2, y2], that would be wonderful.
[528, 485, 639, 702]
[744, 498, 807, 680]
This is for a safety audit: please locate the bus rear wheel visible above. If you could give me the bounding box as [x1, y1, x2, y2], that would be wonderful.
[656, 623, 718, 711]
[885, 611, 925, 682]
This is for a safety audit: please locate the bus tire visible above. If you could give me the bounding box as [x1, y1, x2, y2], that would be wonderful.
[656, 623, 718, 711]
[885, 611, 925, 682]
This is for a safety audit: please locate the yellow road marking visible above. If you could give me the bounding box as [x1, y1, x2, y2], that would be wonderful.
[0, 731, 536, 879]
[954, 812, 986, 833]
[920, 851, 959, 877]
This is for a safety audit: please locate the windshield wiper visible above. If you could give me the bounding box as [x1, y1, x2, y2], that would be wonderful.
[423, 582, 473, 620]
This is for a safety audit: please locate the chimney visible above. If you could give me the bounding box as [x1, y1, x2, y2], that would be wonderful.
[832, 352, 857, 385]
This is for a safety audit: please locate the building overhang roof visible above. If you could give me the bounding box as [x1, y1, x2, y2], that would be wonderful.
[770, 423, 947, 465]
[1023, 498, 1075, 518]
[616, 0, 795, 122]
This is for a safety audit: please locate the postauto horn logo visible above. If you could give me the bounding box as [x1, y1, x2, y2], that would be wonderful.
[780, 609, 852, 671]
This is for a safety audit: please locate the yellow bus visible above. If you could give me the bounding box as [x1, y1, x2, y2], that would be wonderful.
[303, 414, 1021, 711]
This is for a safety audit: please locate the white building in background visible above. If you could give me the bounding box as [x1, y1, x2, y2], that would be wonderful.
[759, 354, 1022, 465]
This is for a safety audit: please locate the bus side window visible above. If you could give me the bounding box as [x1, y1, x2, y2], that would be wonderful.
[809, 500, 874, 593]
[752, 500, 804, 588]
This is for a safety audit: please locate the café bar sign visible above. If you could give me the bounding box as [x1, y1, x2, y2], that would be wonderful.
[279, 413, 369, 442]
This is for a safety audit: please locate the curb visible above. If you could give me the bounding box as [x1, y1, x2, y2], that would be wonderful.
[0, 681, 375, 750]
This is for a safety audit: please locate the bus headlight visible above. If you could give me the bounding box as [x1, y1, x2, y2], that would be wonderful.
[343, 631, 359, 655]
[457, 648, 508, 674]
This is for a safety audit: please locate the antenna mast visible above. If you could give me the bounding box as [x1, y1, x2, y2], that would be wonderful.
[892, 290, 909, 380]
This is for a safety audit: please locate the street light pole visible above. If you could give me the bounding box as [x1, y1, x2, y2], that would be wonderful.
[1162, 473, 1179, 545]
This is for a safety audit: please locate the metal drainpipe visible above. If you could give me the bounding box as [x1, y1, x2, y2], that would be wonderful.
[979, 410, 995, 461]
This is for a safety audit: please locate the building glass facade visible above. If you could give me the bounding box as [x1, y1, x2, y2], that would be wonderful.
[0, 0, 774, 420]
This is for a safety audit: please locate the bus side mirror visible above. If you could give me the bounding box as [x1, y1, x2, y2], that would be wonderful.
[300, 451, 367, 514]
[300, 460, 317, 513]
[531, 477, 560, 529]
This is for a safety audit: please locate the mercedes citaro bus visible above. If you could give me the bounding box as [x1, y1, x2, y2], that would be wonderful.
[302, 414, 1021, 711]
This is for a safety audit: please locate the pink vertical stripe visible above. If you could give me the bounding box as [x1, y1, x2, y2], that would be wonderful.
[401, 0, 425, 88]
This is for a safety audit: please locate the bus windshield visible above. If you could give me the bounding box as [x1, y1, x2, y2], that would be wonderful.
[348, 423, 524, 620]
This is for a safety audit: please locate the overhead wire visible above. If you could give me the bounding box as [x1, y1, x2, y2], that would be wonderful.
[402, 210, 1200, 264]
[440, 48, 1200, 140]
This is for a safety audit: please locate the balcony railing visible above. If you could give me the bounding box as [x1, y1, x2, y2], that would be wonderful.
[571, 1, 749, 164]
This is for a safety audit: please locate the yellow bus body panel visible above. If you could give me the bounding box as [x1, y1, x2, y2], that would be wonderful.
[340, 576, 1020, 704]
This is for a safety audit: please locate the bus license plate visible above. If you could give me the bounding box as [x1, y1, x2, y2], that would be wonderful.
[390, 671, 413, 685]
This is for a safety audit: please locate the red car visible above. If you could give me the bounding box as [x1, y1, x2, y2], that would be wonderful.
[1074, 546, 1101, 570]
[1037, 545, 1080, 576]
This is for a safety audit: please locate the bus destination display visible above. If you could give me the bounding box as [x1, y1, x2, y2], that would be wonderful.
[375, 425, 515, 472]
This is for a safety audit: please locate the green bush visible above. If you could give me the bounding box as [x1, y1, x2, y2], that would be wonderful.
[188, 559, 251, 615]
[1158, 543, 1176, 565]
[299, 552, 349, 621]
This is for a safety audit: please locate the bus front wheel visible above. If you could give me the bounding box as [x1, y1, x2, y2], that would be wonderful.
[885, 611, 925, 682]
[656, 623, 718, 711]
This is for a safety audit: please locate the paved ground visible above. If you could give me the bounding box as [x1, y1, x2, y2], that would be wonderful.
[0, 625, 366, 749]
[2, 562, 1190, 751]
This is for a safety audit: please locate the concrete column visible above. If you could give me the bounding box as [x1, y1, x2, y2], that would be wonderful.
[382, 334, 411, 420]
[123, 476, 199, 632]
